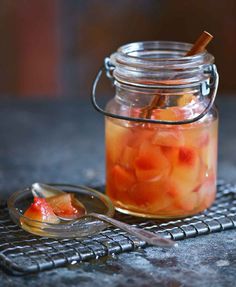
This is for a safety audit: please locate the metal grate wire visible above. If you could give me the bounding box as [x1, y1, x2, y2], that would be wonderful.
[0, 182, 236, 275]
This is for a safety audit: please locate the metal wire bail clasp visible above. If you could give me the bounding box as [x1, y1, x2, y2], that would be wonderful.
[104, 57, 115, 81]
[91, 59, 219, 125]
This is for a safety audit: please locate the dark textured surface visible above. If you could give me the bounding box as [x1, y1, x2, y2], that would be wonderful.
[0, 97, 235, 286]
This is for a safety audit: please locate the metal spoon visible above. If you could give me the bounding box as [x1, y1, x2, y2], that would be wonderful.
[32, 183, 176, 248]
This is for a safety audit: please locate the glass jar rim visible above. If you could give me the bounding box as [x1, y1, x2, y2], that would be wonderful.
[109, 41, 215, 88]
[111, 41, 214, 70]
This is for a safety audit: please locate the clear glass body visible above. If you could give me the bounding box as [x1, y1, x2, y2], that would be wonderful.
[105, 41, 218, 218]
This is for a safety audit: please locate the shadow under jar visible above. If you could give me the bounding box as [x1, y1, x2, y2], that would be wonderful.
[96, 41, 219, 218]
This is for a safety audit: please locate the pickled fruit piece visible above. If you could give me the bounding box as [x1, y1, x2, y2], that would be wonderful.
[169, 147, 201, 211]
[120, 146, 138, 170]
[151, 107, 190, 121]
[201, 144, 217, 172]
[177, 94, 195, 106]
[113, 165, 136, 191]
[46, 193, 85, 220]
[200, 121, 218, 178]
[174, 147, 200, 182]
[197, 172, 216, 209]
[201, 129, 218, 171]
[165, 178, 200, 212]
[23, 197, 60, 224]
[202, 184, 216, 209]
[176, 188, 199, 211]
[130, 180, 174, 212]
[183, 125, 210, 149]
[106, 119, 131, 163]
[178, 146, 198, 166]
[134, 142, 170, 181]
[161, 146, 179, 166]
[128, 127, 154, 148]
[152, 127, 184, 147]
[107, 164, 136, 204]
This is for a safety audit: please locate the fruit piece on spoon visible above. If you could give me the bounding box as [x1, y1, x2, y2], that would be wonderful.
[46, 193, 86, 220]
[23, 197, 60, 224]
[32, 182, 86, 220]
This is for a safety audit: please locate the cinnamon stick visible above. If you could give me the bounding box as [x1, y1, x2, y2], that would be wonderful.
[186, 31, 213, 56]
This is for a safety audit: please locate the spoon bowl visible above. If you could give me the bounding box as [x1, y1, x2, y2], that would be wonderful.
[8, 184, 114, 238]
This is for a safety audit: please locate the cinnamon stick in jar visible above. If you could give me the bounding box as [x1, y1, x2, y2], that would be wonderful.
[144, 31, 213, 119]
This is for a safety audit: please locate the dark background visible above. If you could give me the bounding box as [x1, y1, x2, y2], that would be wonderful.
[0, 0, 235, 98]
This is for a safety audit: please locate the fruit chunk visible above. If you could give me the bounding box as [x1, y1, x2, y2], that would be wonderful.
[152, 127, 184, 147]
[161, 146, 179, 166]
[178, 147, 198, 167]
[175, 147, 200, 178]
[120, 146, 138, 170]
[130, 180, 174, 212]
[183, 125, 210, 148]
[197, 172, 216, 209]
[177, 94, 195, 106]
[113, 165, 136, 190]
[163, 177, 200, 212]
[128, 127, 154, 148]
[23, 197, 60, 224]
[107, 164, 136, 204]
[168, 147, 201, 211]
[134, 141, 170, 181]
[176, 189, 199, 211]
[106, 119, 131, 163]
[151, 107, 190, 121]
[46, 193, 85, 220]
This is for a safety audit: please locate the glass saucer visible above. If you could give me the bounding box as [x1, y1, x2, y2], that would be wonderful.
[8, 184, 115, 238]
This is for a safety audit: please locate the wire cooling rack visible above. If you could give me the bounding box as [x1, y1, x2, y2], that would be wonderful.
[0, 182, 235, 275]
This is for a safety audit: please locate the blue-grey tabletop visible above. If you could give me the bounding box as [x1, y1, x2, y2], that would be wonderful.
[0, 96, 235, 287]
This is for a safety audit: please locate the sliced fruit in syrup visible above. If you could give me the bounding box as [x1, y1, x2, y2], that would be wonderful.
[23, 197, 60, 224]
[46, 193, 86, 220]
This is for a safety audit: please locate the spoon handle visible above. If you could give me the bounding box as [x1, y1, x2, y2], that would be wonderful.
[89, 213, 176, 248]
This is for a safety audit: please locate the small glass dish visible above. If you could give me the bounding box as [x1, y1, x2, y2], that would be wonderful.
[8, 184, 115, 238]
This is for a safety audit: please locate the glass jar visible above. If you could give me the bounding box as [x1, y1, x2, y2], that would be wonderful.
[92, 41, 219, 218]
